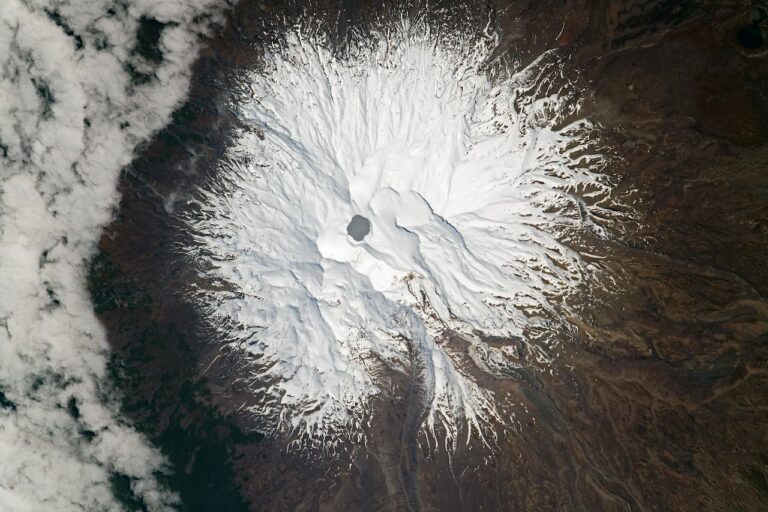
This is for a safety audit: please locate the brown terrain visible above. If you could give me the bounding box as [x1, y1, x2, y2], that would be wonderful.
[90, 0, 768, 510]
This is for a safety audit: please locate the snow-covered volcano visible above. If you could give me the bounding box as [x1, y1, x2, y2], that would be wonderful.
[183, 21, 612, 447]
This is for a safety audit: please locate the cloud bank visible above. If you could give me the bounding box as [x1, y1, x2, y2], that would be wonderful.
[0, 0, 227, 509]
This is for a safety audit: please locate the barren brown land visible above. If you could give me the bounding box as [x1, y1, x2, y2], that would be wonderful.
[90, 1, 768, 510]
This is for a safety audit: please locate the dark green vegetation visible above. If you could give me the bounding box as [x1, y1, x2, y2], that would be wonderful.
[89, 249, 257, 512]
[0, 389, 16, 411]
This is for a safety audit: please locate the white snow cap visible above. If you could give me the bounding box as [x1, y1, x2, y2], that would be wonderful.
[184, 20, 614, 449]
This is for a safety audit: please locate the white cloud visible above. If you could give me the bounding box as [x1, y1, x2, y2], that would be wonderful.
[0, 0, 228, 509]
